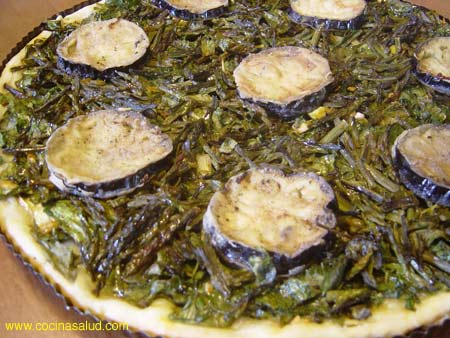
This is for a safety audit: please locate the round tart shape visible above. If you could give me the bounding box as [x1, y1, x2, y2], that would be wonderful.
[392, 124, 450, 207]
[45, 110, 173, 199]
[203, 168, 336, 270]
[1, 1, 450, 338]
[289, 0, 366, 30]
[413, 37, 450, 95]
[233, 46, 334, 119]
[153, 0, 229, 20]
[57, 18, 150, 73]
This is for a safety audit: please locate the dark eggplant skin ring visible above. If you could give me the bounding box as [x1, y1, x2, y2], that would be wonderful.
[56, 49, 152, 79]
[205, 213, 334, 274]
[57, 57, 107, 79]
[203, 168, 336, 273]
[288, 10, 366, 30]
[52, 155, 171, 199]
[244, 87, 328, 120]
[393, 149, 450, 207]
[152, 0, 228, 20]
[412, 58, 450, 96]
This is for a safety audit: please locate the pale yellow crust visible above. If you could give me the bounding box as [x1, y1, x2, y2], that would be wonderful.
[0, 1, 102, 118]
[0, 2, 449, 338]
[1, 198, 449, 338]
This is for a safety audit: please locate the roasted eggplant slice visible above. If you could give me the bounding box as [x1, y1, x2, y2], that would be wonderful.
[413, 37, 450, 96]
[289, 0, 366, 30]
[57, 18, 149, 75]
[233, 46, 334, 119]
[392, 124, 450, 207]
[45, 110, 173, 199]
[203, 168, 336, 271]
[153, 0, 228, 20]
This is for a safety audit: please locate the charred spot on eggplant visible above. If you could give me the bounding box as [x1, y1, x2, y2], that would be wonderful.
[56, 49, 152, 79]
[203, 168, 336, 272]
[56, 57, 109, 79]
[246, 88, 328, 120]
[233, 46, 333, 120]
[413, 37, 450, 96]
[289, 0, 366, 30]
[152, 0, 228, 20]
[392, 124, 450, 207]
[45, 110, 173, 199]
[57, 19, 150, 74]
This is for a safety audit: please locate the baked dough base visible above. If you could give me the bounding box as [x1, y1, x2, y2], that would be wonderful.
[1, 198, 449, 338]
[0, 2, 449, 338]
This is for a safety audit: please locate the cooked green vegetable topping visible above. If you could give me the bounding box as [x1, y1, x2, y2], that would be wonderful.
[0, 0, 449, 327]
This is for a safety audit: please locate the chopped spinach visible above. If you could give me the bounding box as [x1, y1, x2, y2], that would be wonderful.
[0, 0, 449, 327]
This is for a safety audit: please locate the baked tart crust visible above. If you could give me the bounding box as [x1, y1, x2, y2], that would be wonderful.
[0, 1, 449, 338]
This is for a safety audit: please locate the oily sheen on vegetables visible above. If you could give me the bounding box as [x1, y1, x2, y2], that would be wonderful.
[0, 0, 449, 337]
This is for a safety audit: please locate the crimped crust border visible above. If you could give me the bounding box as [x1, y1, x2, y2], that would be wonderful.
[0, 1, 449, 338]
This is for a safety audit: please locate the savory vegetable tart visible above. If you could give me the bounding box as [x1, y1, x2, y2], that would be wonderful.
[0, 0, 449, 337]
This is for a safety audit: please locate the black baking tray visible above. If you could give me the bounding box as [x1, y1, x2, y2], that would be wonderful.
[0, 1, 449, 338]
